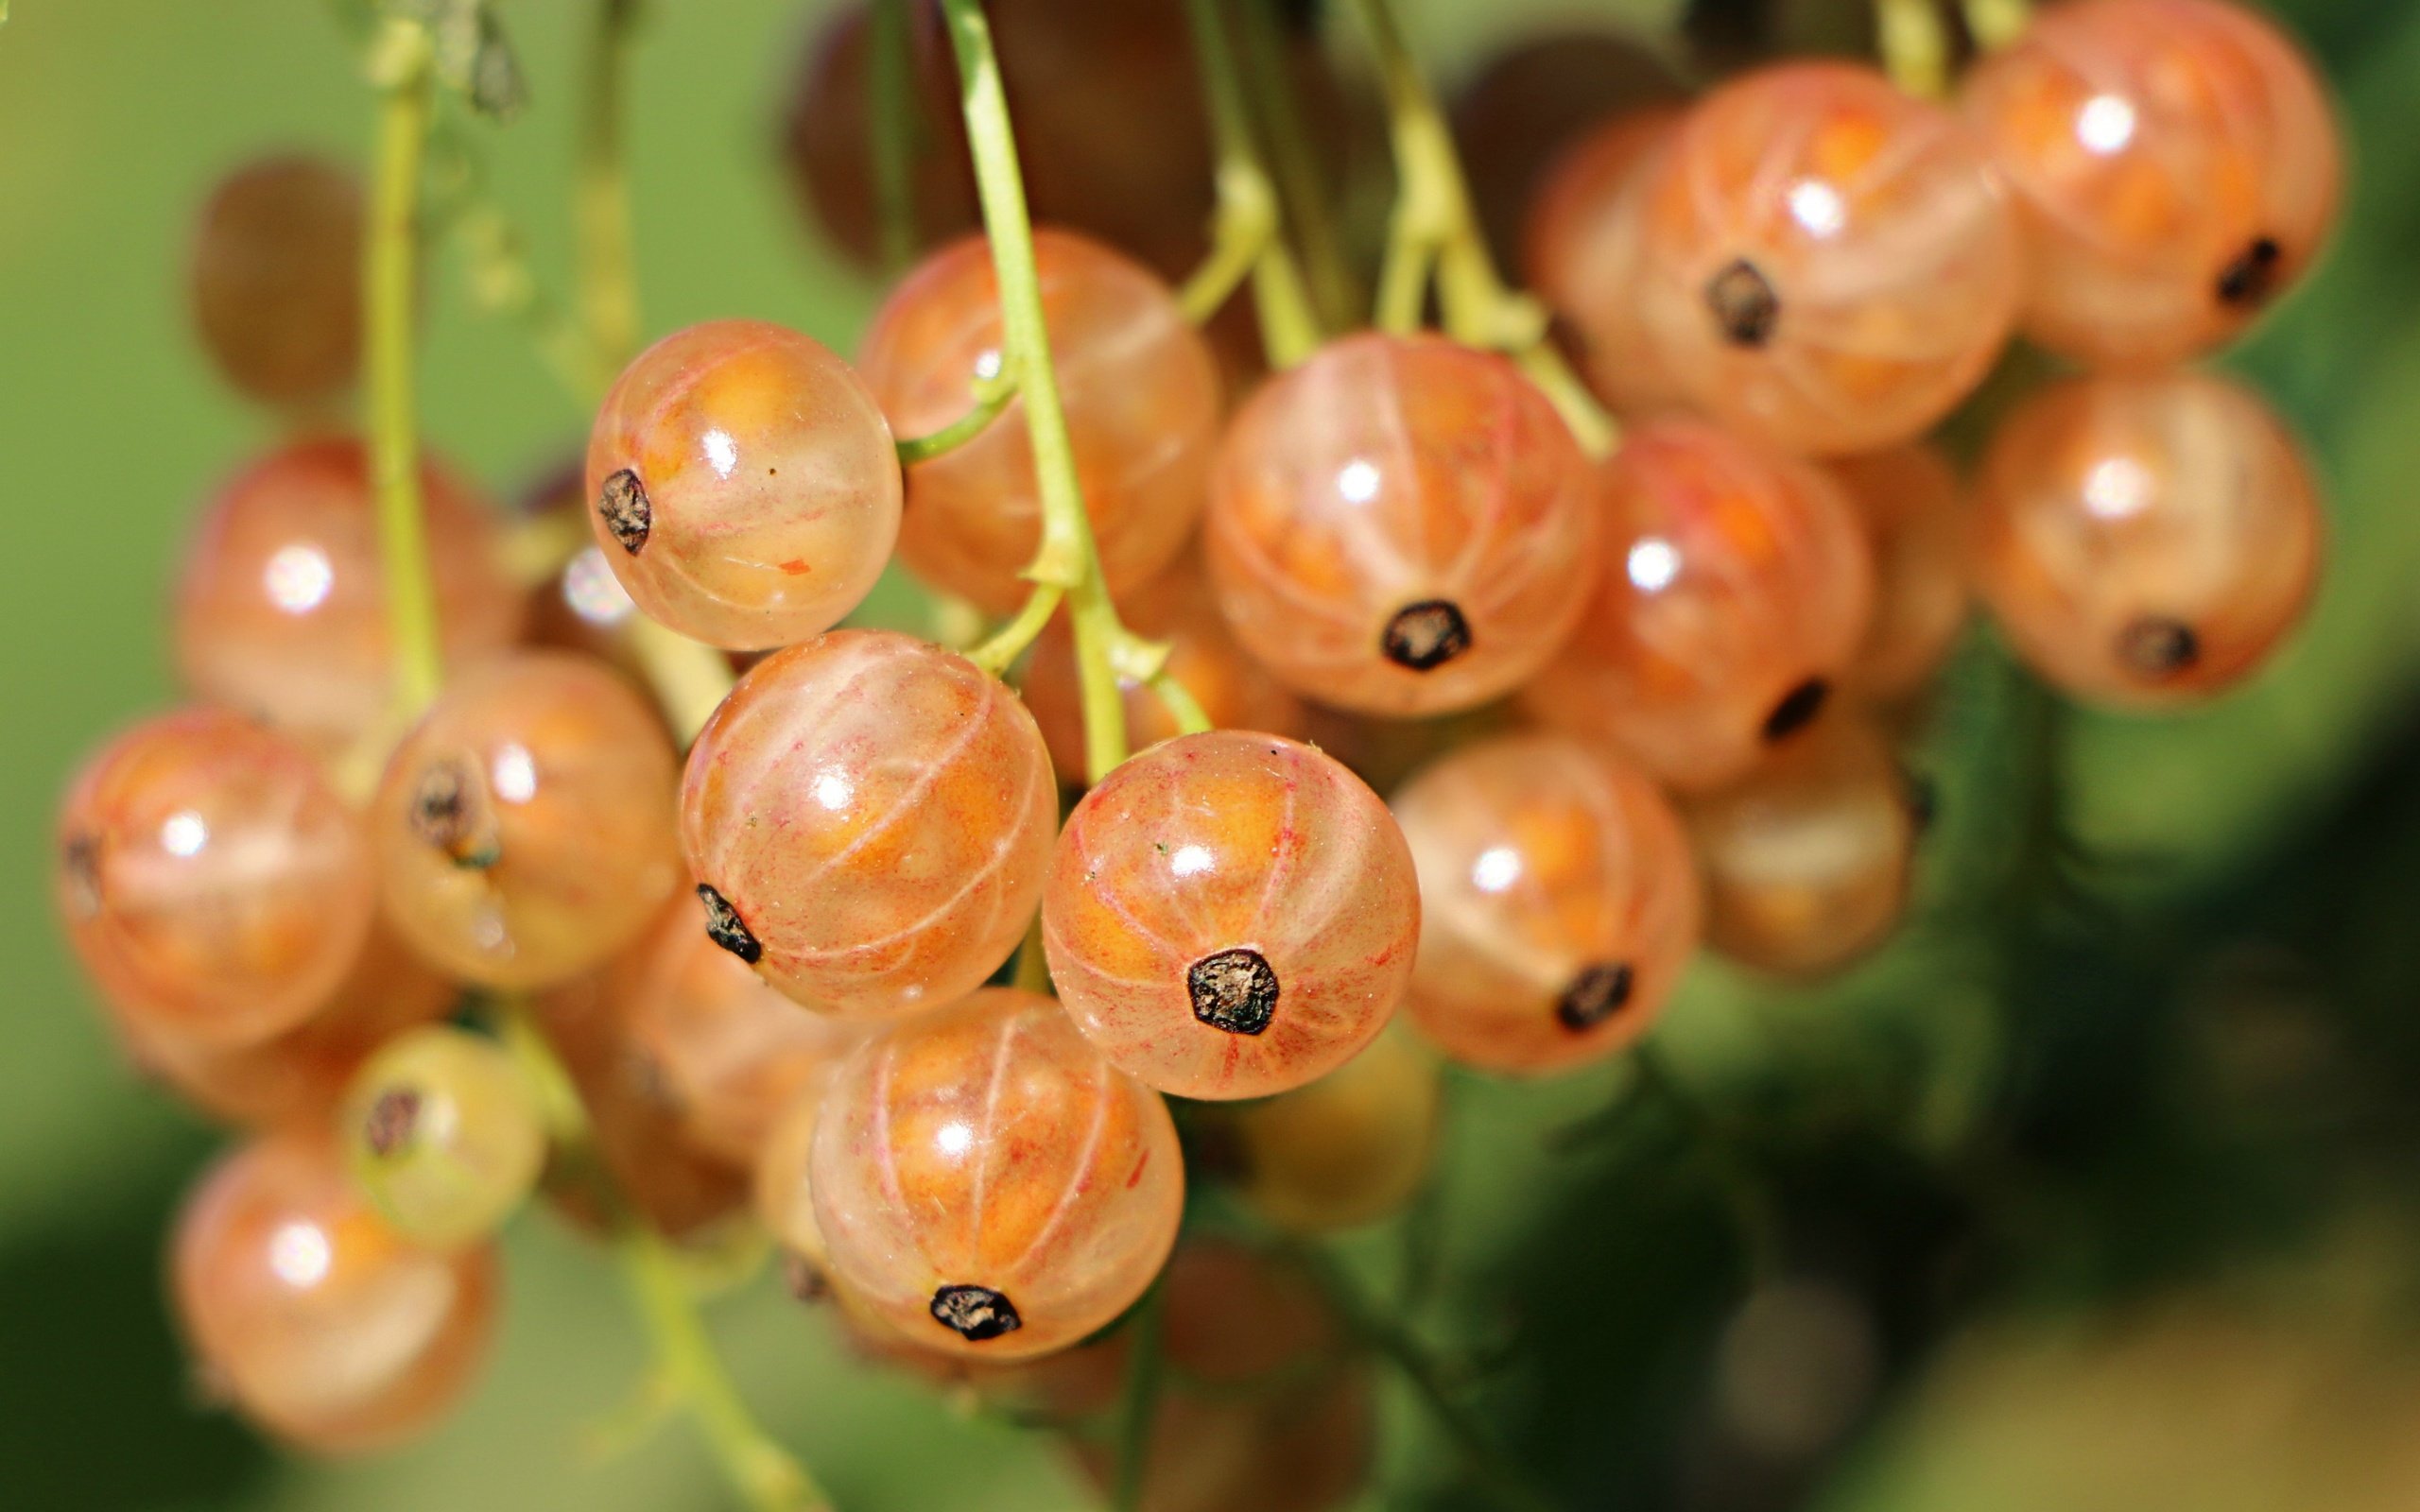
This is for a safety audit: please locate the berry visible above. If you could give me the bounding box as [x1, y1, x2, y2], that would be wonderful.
[1219, 1027, 1443, 1234]
[1021, 552, 1310, 778]
[174, 438, 525, 755]
[1968, 371, 2322, 706]
[681, 629, 1056, 1015]
[1392, 733, 1702, 1074]
[1685, 716, 1920, 977]
[810, 988, 1184, 1359]
[1962, 0, 2342, 369]
[1524, 107, 1691, 417]
[57, 708, 374, 1047]
[752, 1080, 840, 1297]
[1828, 445, 1971, 702]
[1043, 731, 1420, 1100]
[858, 229, 1220, 613]
[1634, 62, 2022, 455]
[188, 155, 362, 407]
[779, 2, 978, 269]
[585, 319, 903, 649]
[372, 652, 683, 989]
[1205, 333, 1600, 716]
[1526, 419, 1876, 792]
[611, 897, 870, 1166]
[341, 1025, 547, 1250]
[121, 922, 457, 1129]
[171, 1132, 498, 1453]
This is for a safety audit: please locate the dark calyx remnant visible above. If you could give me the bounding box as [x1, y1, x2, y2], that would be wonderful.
[1189, 948, 1281, 1036]
[1556, 962, 1635, 1032]
[363, 1086, 423, 1159]
[2217, 236, 2284, 307]
[410, 756, 500, 869]
[1705, 257, 1780, 347]
[2118, 616, 2201, 679]
[1762, 677, 1830, 743]
[1382, 599, 1474, 673]
[598, 467, 652, 554]
[697, 883, 763, 965]
[60, 833, 102, 920]
[782, 1249, 832, 1304]
[930, 1283, 1022, 1342]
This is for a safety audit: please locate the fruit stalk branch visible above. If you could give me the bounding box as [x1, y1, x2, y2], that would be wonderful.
[1875, 0, 1952, 97]
[867, 0, 919, 273]
[1233, 0, 1362, 336]
[364, 22, 446, 713]
[1179, 0, 1322, 368]
[579, 0, 643, 372]
[1347, 0, 1616, 458]
[1962, 0, 2033, 50]
[1111, 1280, 1169, 1511]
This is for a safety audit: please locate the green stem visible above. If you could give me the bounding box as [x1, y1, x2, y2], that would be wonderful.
[1149, 673, 1214, 738]
[1346, 0, 1616, 457]
[1111, 1283, 1168, 1511]
[579, 0, 643, 371]
[1875, 0, 1951, 97]
[1180, 0, 1322, 366]
[894, 369, 1017, 464]
[867, 0, 918, 274]
[1234, 0, 1361, 336]
[966, 584, 1063, 676]
[1962, 0, 2031, 49]
[365, 24, 444, 714]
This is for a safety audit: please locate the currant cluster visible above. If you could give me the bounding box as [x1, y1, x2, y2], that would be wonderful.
[52, 0, 2342, 1505]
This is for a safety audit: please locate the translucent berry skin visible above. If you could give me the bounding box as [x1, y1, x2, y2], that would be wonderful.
[341, 1026, 547, 1251]
[1205, 333, 1601, 716]
[1635, 62, 2023, 456]
[1392, 734, 1702, 1075]
[1962, 0, 2341, 370]
[811, 988, 1184, 1360]
[122, 923, 456, 1129]
[681, 630, 1055, 1014]
[1685, 717, 1919, 977]
[1222, 1027, 1443, 1234]
[1043, 731, 1419, 1101]
[171, 1132, 499, 1454]
[1968, 371, 2322, 707]
[1023, 554, 1310, 779]
[1828, 445, 1971, 702]
[188, 155, 362, 407]
[175, 438, 525, 754]
[1526, 420, 1876, 792]
[584, 320, 902, 650]
[858, 230, 1220, 613]
[372, 653, 682, 989]
[1524, 108, 1691, 417]
[57, 709, 373, 1047]
[613, 897, 869, 1166]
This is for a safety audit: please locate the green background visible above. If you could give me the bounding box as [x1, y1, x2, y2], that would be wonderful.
[6, 1, 2420, 1509]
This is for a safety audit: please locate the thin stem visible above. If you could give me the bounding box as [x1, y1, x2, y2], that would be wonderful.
[1234, 0, 1361, 336]
[364, 23, 444, 714]
[1177, 0, 1323, 368]
[1112, 1283, 1169, 1512]
[867, 0, 919, 274]
[1962, 0, 2031, 50]
[1148, 673, 1213, 738]
[1374, 232, 1435, 335]
[1346, 0, 1616, 458]
[894, 370, 1017, 464]
[1874, 0, 1952, 98]
[629, 619, 739, 746]
[579, 0, 643, 371]
[966, 583, 1063, 676]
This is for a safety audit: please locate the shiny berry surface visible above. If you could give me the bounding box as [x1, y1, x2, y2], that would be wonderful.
[613, 897, 870, 1166]
[1392, 733, 1702, 1074]
[1635, 62, 2022, 455]
[57, 708, 373, 1047]
[1205, 333, 1600, 716]
[372, 653, 682, 989]
[1962, 0, 2341, 369]
[584, 319, 902, 649]
[1525, 107, 1691, 418]
[172, 1132, 499, 1453]
[1526, 419, 1876, 791]
[1223, 1026, 1443, 1234]
[188, 155, 362, 407]
[681, 629, 1056, 1014]
[174, 438, 525, 754]
[341, 1025, 547, 1251]
[811, 988, 1184, 1359]
[1685, 716, 1919, 977]
[1043, 731, 1420, 1101]
[1829, 444, 1970, 702]
[1022, 553, 1310, 778]
[858, 230, 1220, 613]
[1968, 371, 2323, 707]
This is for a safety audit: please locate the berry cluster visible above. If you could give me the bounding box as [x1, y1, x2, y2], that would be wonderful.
[53, 0, 2342, 1504]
